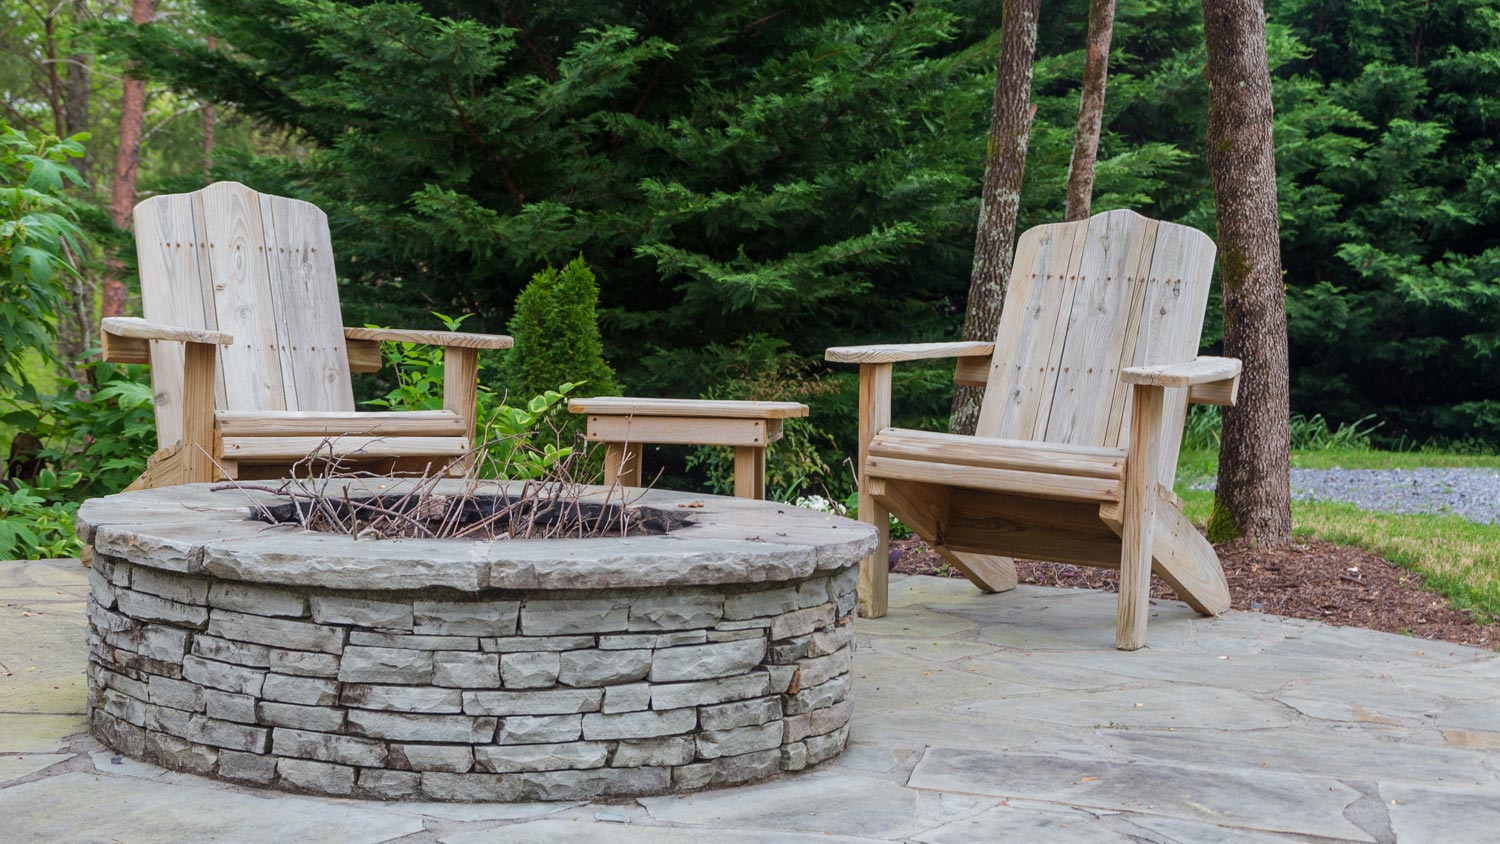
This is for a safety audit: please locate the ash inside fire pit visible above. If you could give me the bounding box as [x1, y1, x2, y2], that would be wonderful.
[253, 492, 693, 540]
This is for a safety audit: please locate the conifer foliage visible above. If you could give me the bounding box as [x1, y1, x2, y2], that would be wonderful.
[501, 256, 619, 404]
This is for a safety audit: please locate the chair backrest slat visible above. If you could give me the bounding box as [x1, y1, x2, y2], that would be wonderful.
[134, 182, 354, 450]
[975, 210, 1217, 489]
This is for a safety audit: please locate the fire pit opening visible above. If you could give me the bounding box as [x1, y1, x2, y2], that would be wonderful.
[253, 493, 693, 539]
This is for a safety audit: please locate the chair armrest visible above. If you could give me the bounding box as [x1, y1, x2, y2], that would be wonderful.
[1121, 356, 1241, 387]
[344, 327, 513, 350]
[826, 341, 994, 364]
[102, 317, 233, 345]
[100, 317, 233, 364]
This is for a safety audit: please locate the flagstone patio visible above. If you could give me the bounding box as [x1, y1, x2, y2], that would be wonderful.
[5, 557, 1499, 843]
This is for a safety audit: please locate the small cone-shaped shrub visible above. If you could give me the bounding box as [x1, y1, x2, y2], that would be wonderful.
[500, 254, 619, 404]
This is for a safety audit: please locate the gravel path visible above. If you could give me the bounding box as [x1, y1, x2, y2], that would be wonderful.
[1290, 467, 1500, 523]
[1194, 467, 1500, 523]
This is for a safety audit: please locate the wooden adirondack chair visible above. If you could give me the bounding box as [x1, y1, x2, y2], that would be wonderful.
[827, 210, 1240, 650]
[100, 181, 512, 489]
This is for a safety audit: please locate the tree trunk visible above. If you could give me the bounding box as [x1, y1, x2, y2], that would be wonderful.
[63, 1, 93, 183]
[950, 0, 1041, 435]
[202, 36, 217, 175]
[1202, 0, 1292, 545]
[1064, 0, 1116, 222]
[104, 0, 155, 319]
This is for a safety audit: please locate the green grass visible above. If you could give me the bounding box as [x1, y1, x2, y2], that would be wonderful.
[1177, 448, 1500, 622]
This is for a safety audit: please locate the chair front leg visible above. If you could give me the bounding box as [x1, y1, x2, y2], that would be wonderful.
[443, 347, 480, 470]
[181, 341, 219, 484]
[1117, 383, 1166, 650]
[856, 363, 893, 618]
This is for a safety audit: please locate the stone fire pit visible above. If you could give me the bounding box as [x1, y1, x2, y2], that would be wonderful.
[76, 481, 874, 801]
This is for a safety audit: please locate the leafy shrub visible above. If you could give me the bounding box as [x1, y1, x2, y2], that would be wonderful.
[364, 313, 581, 480]
[683, 337, 844, 502]
[500, 256, 618, 404]
[0, 125, 86, 392]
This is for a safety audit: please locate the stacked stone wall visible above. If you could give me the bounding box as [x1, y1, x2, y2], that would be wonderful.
[86, 555, 856, 800]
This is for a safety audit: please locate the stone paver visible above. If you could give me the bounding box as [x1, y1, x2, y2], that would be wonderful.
[7, 560, 1500, 842]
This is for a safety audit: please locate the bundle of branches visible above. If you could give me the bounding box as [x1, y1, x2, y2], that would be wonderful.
[212, 438, 671, 541]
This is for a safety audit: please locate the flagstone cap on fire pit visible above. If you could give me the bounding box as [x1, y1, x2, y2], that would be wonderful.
[76, 481, 878, 592]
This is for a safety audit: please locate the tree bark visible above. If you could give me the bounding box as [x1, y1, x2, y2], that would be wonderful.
[104, 0, 155, 319]
[1202, 0, 1292, 545]
[202, 36, 217, 175]
[63, 2, 93, 183]
[951, 0, 1041, 435]
[1064, 0, 1116, 222]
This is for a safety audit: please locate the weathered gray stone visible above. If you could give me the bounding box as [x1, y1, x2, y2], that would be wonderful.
[266, 648, 341, 678]
[99, 687, 147, 725]
[277, 757, 354, 796]
[207, 581, 308, 617]
[144, 730, 218, 774]
[463, 688, 603, 716]
[262, 672, 340, 706]
[310, 595, 413, 630]
[421, 766, 669, 801]
[433, 651, 500, 688]
[520, 598, 630, 636]
[768, 636, 811, 664]
[559, 648, 651, 687]
[117, 589, 210, 628]
[794, 577, 833, 609]
[723, 586, 800, 620]
[148, 707, 269, 753]
[147, 675, 205, 712]
[192, 634, 271, 668]
[129, 567, 210, 605]
[347, 710, 498, 743]
[272, 727, 386, 766]
[783, 700, 850, 743]
[672, 748, 779, 790]
[203, 689, 258, 723]
[201, 528, 489, 591]
[182, 655, 265, 696]
[499, 714, 582, 744]
[766, 665, 799, 694]
[340, 683, 462, 714]
[414, 600, 519, 636]
[651, 638, 766, 683]
[656, 630, 709, 647]
[87, 567, 117, 609]
[348, 630, 477, 650]
[797, 645, 852, 688]
[696, 721, 782, 759]
[700, 697, 781, 731]
[807, 623, 854, 657]
[770, 604, 835, 641]
[784, 675, 847, 716]
[96, 667, 149, 702]
[93, 709, 146, 756]
[707, 628, 764, 643]
[611, 735, 696, 768]
[582, 708, 696, 741]
[628, 594, 723, 631]
[208, 610, 345, 654]
[713, 617, 773, 632]
[218, 749, 277, 783]
[257, 701, 346, 732]
[474, 741, 609, 773]
[501, 651, 561, 689]
[602, 683, 650, 714]
[389, 743, 474, 773]
[597, 633, 656, 650]
[651, 673, 771, 710]
[804, 723, 848, 765]
[339, 646, 434, 684]
[779, 740, 808, 771]
[357, 768, 422, 799]
[482, 635, 596, 653]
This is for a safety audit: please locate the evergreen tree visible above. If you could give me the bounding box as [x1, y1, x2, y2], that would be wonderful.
[501, 256, 619, 402]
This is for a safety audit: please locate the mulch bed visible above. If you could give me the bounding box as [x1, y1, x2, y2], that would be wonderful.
[891, 535, 1500, 649]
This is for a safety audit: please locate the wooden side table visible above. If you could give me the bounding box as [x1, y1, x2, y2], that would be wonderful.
[567, 398, 810, 499]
